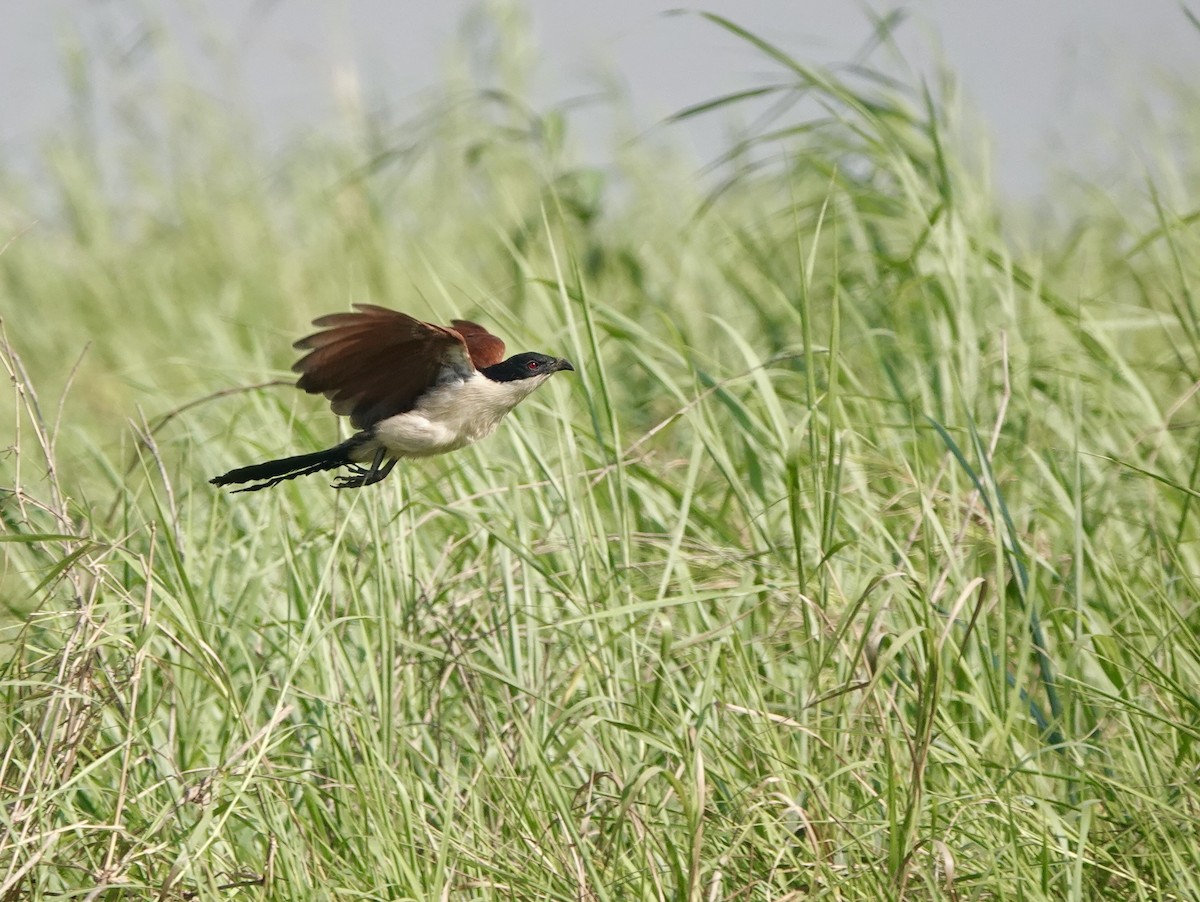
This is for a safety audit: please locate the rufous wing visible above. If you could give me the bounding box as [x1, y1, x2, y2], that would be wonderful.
[292, 304, 476, 429]
[450, 319, 505, 369]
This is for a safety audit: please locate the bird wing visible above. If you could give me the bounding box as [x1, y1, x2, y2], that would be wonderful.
[292, 304, 495, 429]
[449, 319, 506, 369]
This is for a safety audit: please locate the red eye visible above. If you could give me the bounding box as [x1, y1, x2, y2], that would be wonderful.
[527, 360, 539, 370]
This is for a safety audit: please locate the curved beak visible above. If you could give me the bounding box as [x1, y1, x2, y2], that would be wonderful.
[556, 358, 575, 373]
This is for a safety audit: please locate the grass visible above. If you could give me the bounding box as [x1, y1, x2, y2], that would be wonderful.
[2, 9, 1200, 900]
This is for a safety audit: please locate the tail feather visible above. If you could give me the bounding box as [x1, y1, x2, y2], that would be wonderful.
[211, 441, 355, 493]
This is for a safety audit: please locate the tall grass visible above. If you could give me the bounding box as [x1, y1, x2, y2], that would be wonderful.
[2, 10, 1199, 900]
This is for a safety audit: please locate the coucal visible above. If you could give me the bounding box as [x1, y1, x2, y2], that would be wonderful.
[211, 304, 574, 492]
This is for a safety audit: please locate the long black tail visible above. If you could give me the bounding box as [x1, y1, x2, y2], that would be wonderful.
[210, 440, 356, 493]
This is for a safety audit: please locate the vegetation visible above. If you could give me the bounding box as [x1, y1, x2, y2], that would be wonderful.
[2, 10, 1199, 900]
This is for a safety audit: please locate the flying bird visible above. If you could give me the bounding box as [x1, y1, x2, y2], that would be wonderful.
[211, 304, 574, 492]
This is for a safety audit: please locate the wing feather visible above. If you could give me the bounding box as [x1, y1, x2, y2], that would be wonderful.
[450, 319, 506, 369]
[292, 304, 477, 429]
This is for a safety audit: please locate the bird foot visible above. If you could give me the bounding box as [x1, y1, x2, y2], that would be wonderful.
[331, 458, 397, 490]
[331, 468, 371, 490]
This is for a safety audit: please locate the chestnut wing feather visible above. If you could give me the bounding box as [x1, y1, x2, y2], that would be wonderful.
[450, 320, 506, 369]
[293, 305, 475, 429]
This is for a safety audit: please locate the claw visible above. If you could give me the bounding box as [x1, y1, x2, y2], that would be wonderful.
[330, 452, 398, 489]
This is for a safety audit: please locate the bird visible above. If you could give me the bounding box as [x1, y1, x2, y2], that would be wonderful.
[210, 304, 574, 493]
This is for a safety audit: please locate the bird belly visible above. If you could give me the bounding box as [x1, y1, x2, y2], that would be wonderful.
[369, 375, 538, 459]
[371, 411, 495, 458]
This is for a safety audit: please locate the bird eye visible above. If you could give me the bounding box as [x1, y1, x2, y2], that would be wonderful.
[527, 360, 539, 371]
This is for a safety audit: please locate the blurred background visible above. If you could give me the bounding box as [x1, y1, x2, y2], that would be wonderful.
[4, 0, 1196, 200]
[4, 4, 1200, 899]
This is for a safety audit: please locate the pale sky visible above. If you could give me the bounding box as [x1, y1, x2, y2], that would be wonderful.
[1, 1, 1195, 197]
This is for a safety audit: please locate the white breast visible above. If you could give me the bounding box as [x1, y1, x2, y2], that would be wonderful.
[368, 372, 551, 458]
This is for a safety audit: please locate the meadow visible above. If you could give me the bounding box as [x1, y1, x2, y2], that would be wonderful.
[2, 13, 1199, 900]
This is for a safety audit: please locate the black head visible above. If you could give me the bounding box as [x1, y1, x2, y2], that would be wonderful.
[480, 352, 575, 383]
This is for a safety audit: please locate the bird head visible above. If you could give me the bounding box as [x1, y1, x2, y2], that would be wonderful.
[481, 353, 575, 382]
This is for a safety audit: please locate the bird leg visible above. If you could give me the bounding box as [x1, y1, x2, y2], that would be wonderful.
[332, 449, 397, 489]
